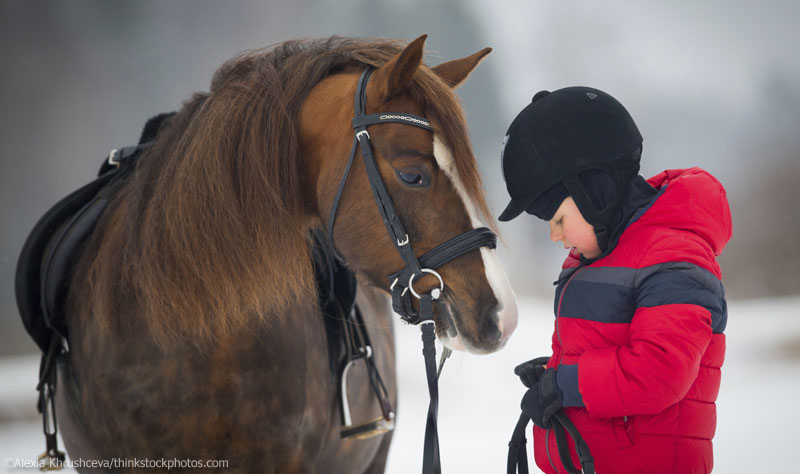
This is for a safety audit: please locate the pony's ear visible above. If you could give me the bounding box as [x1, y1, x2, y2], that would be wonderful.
[432, 47, 492, 89]
[369, 34, 427, 103]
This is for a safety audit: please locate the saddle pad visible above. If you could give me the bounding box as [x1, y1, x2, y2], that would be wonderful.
[15, 172, 117, 352]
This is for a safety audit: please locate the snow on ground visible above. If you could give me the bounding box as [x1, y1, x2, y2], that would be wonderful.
[1, 297, 798, 473]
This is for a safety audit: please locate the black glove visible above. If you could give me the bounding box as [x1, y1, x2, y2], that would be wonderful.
[520, 368, 563, 429]
[514, 356, 551, 388]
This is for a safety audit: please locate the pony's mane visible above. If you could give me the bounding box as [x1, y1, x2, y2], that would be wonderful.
[78, 37, 494, 347]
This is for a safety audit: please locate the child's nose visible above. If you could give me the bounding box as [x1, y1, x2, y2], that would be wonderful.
[549, 222, 562, 242]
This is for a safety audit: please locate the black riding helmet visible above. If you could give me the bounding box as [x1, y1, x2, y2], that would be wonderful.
[498, 87, 643, 244]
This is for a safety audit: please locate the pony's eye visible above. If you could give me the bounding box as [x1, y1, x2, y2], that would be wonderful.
[397, 170, 424, 186]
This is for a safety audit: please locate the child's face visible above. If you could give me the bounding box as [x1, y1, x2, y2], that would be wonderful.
[549, 197, 602, 259]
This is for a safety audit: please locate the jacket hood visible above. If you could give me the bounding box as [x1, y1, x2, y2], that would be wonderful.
[642, 168, 732, 256]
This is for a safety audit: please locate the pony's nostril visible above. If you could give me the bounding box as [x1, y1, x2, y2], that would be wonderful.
[479, 312, 502, 343]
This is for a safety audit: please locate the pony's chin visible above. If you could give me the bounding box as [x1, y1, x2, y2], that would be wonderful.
[441, 334, 467, 352]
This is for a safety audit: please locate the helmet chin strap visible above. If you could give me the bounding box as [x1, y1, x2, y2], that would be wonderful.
[594, 224, 610, 253]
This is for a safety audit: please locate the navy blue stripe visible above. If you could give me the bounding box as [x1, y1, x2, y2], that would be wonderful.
[555, 263, 727, 333]
[559, 279, 635, 324]
[636, 270, 727, 333]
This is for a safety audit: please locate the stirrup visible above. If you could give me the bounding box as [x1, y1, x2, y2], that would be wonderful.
[339, 350, 395, 440]
[341, 415, 395, 440]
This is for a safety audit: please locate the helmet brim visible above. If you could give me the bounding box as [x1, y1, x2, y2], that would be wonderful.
[498, 195, 535, 222]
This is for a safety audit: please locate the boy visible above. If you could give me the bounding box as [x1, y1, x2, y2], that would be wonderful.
[499, 87, 731, 474]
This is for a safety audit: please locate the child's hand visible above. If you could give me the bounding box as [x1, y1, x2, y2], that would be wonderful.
[514, 356, 550, 388]
[520, 368, 563, 429]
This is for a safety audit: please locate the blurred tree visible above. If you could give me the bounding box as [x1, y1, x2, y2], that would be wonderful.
[719, 70, 800, 298]
[720, 153, 800, 298]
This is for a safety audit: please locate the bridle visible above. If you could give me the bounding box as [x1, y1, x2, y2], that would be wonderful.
[328, 68, 497, 323]
[327, 68, 497, 474]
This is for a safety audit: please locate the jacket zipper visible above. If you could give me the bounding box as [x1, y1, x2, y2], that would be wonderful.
[558, 267, 632, 435]
[555, 268, 582, 367]
[546, 268, 583, 474]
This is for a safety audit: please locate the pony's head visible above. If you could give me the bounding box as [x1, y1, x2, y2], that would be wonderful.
[299, 36, 517, 353]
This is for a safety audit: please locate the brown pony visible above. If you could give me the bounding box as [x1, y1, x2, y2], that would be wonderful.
[56, 35, 518, 473]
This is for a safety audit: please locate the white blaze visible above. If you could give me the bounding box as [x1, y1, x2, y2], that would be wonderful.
[432, 135, 518, 350]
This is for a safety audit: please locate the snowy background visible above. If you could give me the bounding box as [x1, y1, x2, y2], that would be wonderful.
[2, 1, 799, 472]
[2, 298, 799, 472]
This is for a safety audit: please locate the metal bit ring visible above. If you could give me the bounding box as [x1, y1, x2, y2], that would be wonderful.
[407, 269, 444, 300]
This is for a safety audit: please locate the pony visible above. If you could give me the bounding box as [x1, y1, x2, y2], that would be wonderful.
[54, 35, 518, 473]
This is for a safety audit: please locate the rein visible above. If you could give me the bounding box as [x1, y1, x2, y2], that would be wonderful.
[507, 357, 595, 474]
[507, 411, 595, 474]
[327, 68, 497, 474]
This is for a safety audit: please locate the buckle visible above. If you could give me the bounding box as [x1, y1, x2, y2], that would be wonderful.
[38, 383, 65, 471]
[107, 148, 120, 168]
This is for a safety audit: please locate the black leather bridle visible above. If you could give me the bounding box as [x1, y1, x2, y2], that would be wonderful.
[327, 68, 498, 474]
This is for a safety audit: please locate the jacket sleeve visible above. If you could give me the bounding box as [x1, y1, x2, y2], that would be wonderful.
[576, 261, 724, 418]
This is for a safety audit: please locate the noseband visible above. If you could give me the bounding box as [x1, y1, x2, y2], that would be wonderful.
[326, 68, 498, 474]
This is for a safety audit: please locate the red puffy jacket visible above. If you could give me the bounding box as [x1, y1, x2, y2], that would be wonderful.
[533, 168, 732, 474]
